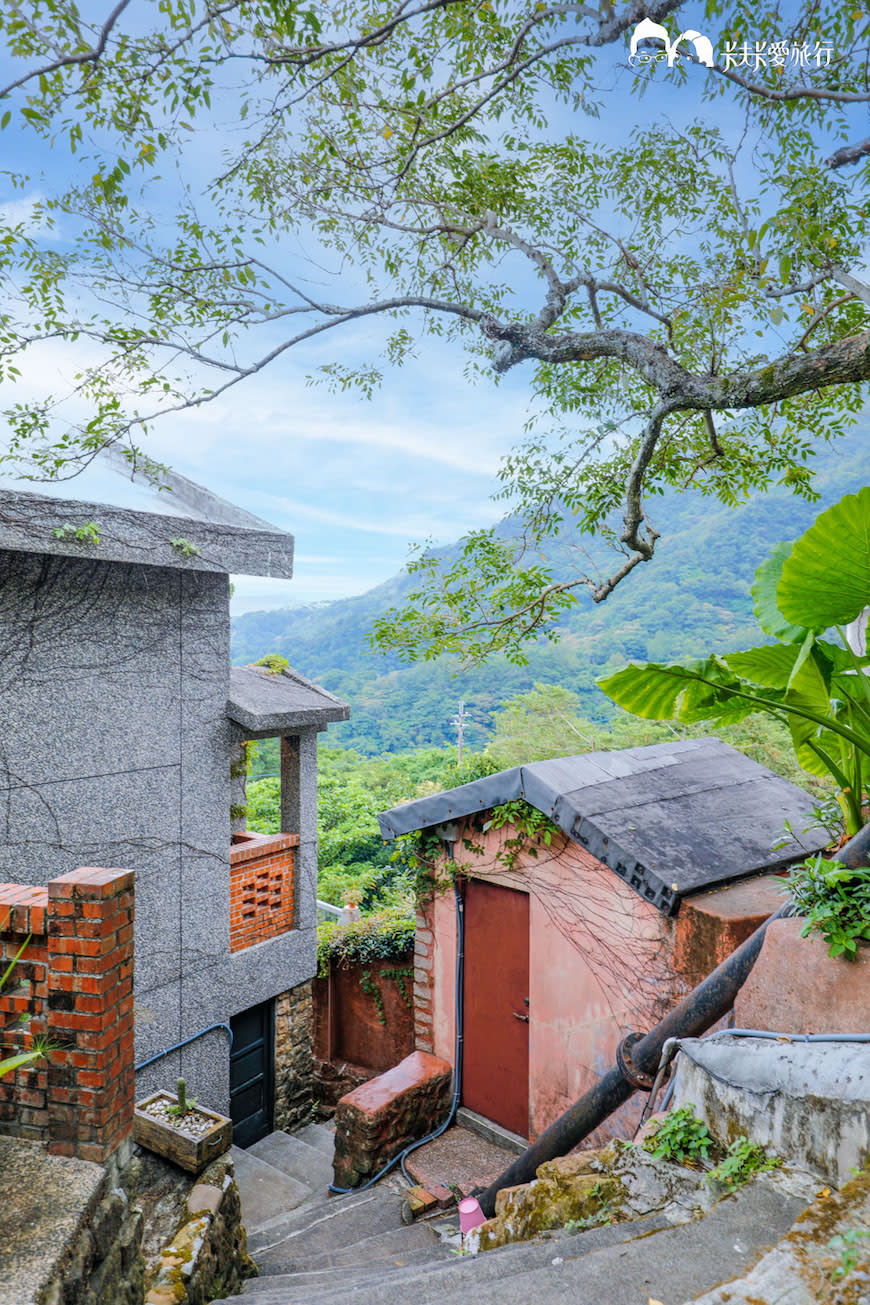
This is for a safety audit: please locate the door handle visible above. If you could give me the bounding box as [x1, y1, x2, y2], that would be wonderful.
[512, 1011, 529, 1023]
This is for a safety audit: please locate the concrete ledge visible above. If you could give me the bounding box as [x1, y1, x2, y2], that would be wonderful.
[671, 1035, 870, 1186]
[333, 1051, 452, 1189]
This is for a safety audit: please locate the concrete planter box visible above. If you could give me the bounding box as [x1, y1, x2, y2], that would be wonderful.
[133, 1091, 232, 1173]
[734, 916, 870, 1033]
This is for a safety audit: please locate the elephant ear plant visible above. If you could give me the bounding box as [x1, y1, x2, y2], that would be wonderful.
[598, 487, 870, 837]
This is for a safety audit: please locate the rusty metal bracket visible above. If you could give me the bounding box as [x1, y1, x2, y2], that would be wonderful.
[616, 1033, 655, 1091]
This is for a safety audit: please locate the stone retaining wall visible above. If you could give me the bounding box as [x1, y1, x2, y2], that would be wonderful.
[7, 1135, 146, 1305]
[144, 1153, 256, 1305]
[274, 982, 314, 1131]
[332, 1050, 452, 1189]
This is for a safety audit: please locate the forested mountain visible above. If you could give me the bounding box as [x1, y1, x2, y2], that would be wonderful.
[231, 431, 870, 755]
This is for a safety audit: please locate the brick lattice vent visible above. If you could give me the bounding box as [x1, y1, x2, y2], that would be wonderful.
[230, 831, 298, 953]
[0, 867, 135, 1162]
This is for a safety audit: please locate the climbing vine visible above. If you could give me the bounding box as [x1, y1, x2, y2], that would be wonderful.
[396, 800, 560, 898]
[316, 908, 415, 976]
[359, 965, 414, 1025]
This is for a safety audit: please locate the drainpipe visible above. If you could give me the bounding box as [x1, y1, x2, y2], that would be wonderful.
[476, 818, 870, 1219]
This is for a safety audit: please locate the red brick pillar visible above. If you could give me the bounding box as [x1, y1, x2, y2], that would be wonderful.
[46, 867, 135, 1162]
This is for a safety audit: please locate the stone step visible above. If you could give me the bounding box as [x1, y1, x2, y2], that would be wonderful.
[261, 1221, 449, 1276]
[222, 1175, 809, 1305]
[248, 1130, 335, 1196]
[292, 1122, 336, 1159]
[235, 1212, 672, 1303]
[247, 1183, 409, 1264]
[240, 1239, 452, 1298]
[230, 1145, 314, 1237]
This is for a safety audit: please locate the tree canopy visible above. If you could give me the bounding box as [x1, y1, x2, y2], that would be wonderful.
[2, 1, 869, 658]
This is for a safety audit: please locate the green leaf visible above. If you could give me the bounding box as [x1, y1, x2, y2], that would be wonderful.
[751, 542, 806, 644]
[778, 486, 870, 630]
[785, 633, 835, 747]
[598, 658, 761, 725]
[725, 643, 801, 687]
[0, 1049, 43, 1077]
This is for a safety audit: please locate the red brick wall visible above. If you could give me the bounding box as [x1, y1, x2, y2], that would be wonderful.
[0, 866, 135, 1162]
[230, 831, 298, 953]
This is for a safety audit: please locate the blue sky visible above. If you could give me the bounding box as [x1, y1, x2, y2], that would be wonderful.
[1, 5, 861, 617]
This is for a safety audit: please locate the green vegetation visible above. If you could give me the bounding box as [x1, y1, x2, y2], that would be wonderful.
[246, 688, 832, 914]
[169, 538, 201, 557]
[254, 654, 291, 675]
[52, 521, 100, 545]
[642, 1106, 780, 1192]
[316, 909, 416, 976]
[0, 917, 50, 1079]
[6, 4, 869, 652]
[166, 1077, 199, 1120]
[784, 857, 870, 961]
[828, 1227, 870, 1279]
[642, 1106, 715, 1166]
[231, 436, 870, 759]
[706, 1136, 781, 1192]
[600, 488, 870, 834]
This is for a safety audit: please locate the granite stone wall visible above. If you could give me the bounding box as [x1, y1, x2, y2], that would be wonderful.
[0, 550, 232, 1112]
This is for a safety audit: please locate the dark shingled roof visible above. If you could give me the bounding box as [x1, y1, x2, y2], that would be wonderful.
[377, 738, 827, 914]
[0, 487, 294, 577]
[227, 665, 350, 735]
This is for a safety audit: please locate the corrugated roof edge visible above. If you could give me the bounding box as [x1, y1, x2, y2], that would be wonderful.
[0, 487, 294, 578]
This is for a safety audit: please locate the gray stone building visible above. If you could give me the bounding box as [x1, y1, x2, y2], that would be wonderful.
[0, 479, 348, 1140]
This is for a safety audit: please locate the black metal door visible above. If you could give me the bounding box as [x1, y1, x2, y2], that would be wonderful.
[230, 1000, 274, 1147]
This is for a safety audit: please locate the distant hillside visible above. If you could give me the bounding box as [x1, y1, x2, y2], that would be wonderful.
[231, 431, 870, 754]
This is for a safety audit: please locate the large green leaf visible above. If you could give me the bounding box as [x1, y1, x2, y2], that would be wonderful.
[0, 1049, 43, 1078]
[598, 658, 764, 725]
[784, 634, 837, 747]
[751, 542, 806, 644]
[725, 643, 801, 688]
[778, 486, 870, 630]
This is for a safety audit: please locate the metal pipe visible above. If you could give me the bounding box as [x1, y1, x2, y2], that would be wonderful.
[134, 1022, 233, 1073]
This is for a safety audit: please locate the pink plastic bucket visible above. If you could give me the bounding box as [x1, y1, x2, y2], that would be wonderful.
[458, 1197, 486, 1234]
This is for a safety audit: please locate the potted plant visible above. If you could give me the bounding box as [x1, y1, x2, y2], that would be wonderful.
[134, 1077, 232, 1174]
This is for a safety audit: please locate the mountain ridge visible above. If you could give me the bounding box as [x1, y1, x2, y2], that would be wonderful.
[231, 431, 870, 754]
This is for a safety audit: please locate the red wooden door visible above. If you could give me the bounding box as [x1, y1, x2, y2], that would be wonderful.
[462, 879, 530, 1137]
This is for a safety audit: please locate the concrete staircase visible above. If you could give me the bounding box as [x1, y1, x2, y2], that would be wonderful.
[217, 1122, 817, 1305]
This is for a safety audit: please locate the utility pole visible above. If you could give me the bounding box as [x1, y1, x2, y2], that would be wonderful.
[452, 700, 465, 766]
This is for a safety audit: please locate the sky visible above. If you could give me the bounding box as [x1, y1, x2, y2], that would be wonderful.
[0, 4, 861, 617]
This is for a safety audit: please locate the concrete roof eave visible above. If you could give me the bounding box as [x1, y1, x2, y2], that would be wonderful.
[0, 487, 294, 577]
[227, 665, 351, 736]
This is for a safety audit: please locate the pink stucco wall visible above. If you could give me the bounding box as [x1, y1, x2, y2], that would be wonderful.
[421, 821, 722, 1143]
